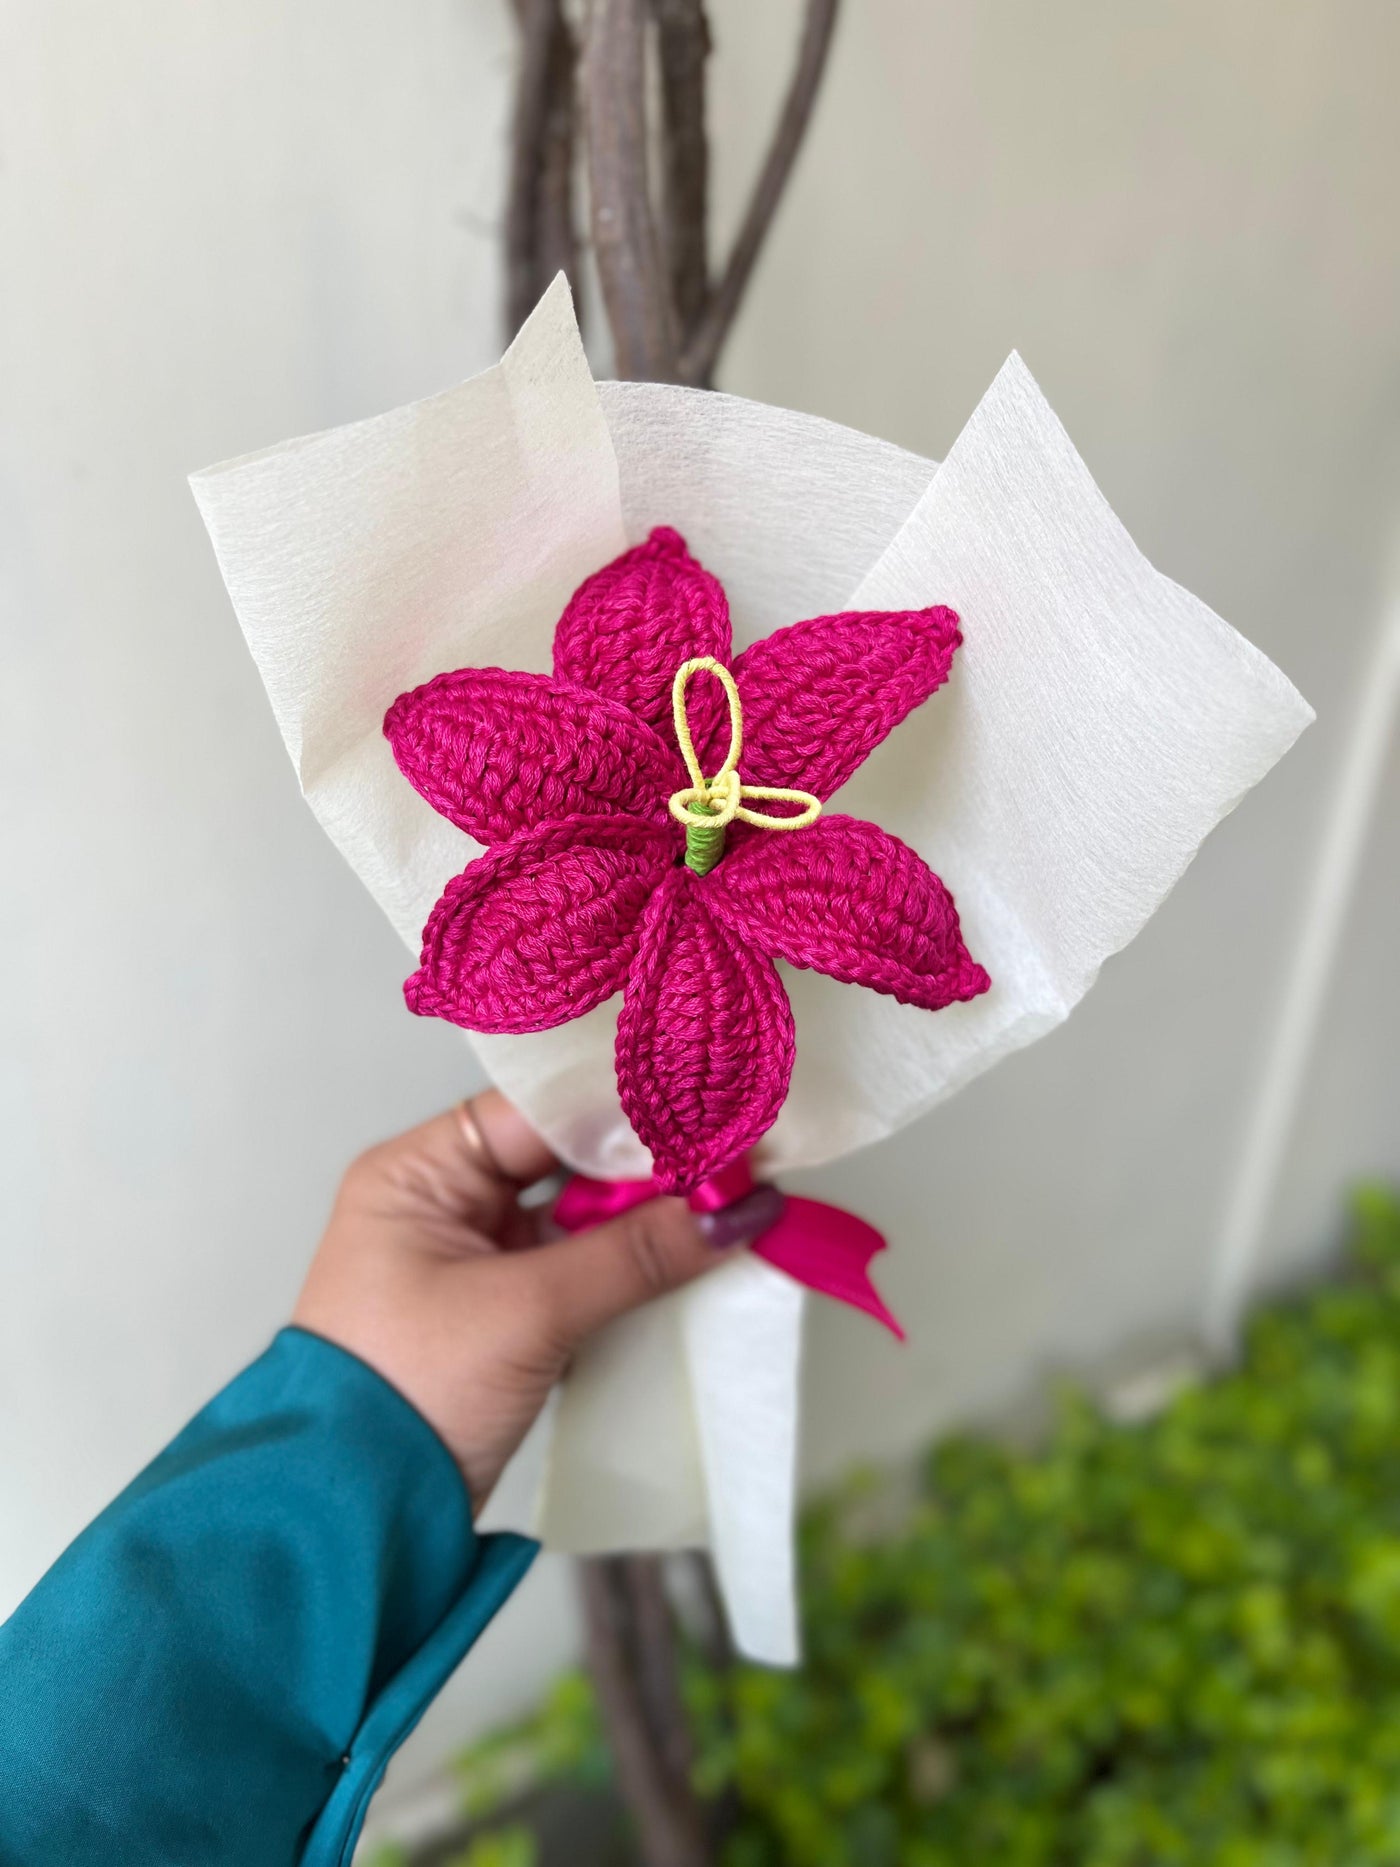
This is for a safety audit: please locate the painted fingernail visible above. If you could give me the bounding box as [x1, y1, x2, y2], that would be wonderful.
[696, 1184, 785, 1251]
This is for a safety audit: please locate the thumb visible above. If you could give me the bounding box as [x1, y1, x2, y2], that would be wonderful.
[530, 1184, 786, 1347]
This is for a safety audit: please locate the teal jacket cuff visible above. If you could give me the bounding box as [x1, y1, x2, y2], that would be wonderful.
[0, 1326, 538, 1867]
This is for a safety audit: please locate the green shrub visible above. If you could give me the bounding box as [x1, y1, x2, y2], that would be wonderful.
[456, 1187, 1400, 1866]
[362, 1827, 537, 1867]
[445, 1828, 539, 1867]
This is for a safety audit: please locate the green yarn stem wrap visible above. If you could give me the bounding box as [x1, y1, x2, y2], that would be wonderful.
[683, 803, 726, 876]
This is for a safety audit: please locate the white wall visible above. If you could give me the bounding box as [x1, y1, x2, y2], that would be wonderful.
[4, 0, 1399, 1823]
[712, 0, 1400, 1480]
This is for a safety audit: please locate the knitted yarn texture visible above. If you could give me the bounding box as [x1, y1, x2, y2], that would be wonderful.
[385, 526, 990, 1192]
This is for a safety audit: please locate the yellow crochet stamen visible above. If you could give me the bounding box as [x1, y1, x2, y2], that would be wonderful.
[667, 656, 821, 876]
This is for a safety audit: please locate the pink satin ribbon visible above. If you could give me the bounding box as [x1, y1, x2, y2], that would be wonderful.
[554, 1159, 904, 1339]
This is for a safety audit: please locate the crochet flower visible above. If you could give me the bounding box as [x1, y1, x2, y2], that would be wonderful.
[384, 526, 990, 1192]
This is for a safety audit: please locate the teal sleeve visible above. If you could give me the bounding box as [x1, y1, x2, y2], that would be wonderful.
[0, 1327, 538, 1867]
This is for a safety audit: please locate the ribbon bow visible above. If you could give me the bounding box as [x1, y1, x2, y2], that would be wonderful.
[554, 1158, 904, 1339]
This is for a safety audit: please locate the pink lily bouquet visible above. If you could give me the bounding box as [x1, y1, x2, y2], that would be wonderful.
[194, 279, 1310, 1660]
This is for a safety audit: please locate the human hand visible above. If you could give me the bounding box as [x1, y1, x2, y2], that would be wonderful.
[292, 1092, 784, 1511]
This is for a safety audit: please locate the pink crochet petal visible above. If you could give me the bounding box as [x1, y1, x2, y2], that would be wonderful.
[385, 668, 680, 845]
[553, 526, 732, 747]
[730, 606, 963, 799]
[616, 869, 795, 1194]
[705, 815, 991, 1011]
[405, 816, 674, 1034]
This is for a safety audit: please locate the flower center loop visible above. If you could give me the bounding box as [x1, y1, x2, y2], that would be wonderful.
[667, 655, 822, 876]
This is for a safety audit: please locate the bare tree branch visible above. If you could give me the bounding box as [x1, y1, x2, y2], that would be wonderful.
[627, 1555, 699, 1796]
[651, 0, 711, 337]
[533, 12, 580, 298]
[505, 0, 551, 324]
[680, 0, 840, 384]
[505, 7, 845, 1860]
[583, 0, 680, 380]
[505, 0, 579, 339]
[572, 8, 713, 1855]
[579, 1557, 711, 1867]
[682, 1548, 736, 1675]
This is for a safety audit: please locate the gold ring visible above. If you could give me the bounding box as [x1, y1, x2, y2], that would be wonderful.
[455, 1096, 506, 1179]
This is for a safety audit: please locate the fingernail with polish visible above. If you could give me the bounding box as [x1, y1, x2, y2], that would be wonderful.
[696, 1184, 785, 1251]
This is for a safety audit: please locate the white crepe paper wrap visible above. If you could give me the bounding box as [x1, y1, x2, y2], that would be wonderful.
[192, 277, 1312, 1662]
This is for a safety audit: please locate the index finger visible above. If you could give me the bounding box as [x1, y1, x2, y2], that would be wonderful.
[466, 1088, 559, 1186]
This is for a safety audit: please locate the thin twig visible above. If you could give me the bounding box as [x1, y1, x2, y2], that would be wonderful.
[504, 0, 579, 338]
[679, 0, 840, 384]
[651, 0, 712, 337]
[583, 0, 680, 379]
